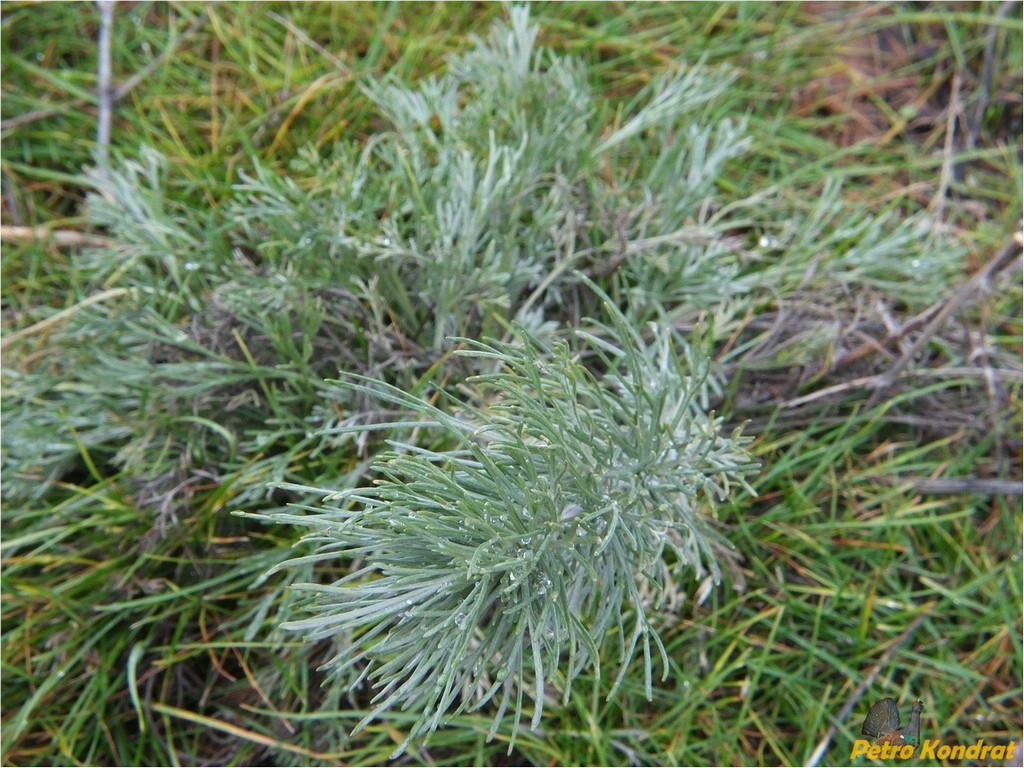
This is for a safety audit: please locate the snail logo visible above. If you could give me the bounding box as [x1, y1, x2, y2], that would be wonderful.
[852, 697, 1019, 762]
[860, 697, 922, 747]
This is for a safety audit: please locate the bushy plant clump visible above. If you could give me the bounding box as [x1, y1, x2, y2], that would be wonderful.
[226, 6, 756, 351]
[237, 8, 767, 751]
[264, 294, 757, 752]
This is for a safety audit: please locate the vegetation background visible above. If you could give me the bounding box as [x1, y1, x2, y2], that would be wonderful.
[2, 2, 1021, 766]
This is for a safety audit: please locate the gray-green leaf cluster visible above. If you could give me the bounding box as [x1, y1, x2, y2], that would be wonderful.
[267, 292, 757, 754]
[228, 6, 753, 351]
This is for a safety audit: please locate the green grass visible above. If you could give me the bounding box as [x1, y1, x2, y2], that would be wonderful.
[2, 2, 1021, 766]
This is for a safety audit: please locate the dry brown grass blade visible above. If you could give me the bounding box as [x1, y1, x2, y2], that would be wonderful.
[0, 225, 114, 249]
[2, 287, 133, 349]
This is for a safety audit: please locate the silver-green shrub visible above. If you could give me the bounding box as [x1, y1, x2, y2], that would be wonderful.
[265, 288, 758, 754]
[246, 6, 765, 755]
[228, 6, 754, 351]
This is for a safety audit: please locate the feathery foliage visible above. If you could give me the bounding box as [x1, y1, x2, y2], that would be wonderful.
[261, 291, 757, 753]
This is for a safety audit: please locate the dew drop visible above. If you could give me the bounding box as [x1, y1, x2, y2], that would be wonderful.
[454, 613, 468, 629]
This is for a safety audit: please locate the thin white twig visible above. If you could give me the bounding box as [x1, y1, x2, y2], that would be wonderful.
[929, 70, 961, 220]
[95, 1, 116, 175]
